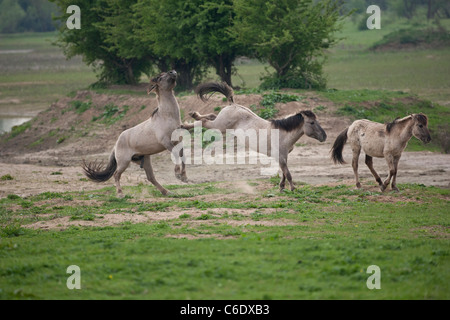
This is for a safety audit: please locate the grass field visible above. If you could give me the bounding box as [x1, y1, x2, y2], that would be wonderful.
[0, 180, 449, 299]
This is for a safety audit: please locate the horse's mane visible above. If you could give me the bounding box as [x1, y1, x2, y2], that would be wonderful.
[386, 114, 428, 133]
[270, 110, 316, 132]
[386, 117, 400, 133]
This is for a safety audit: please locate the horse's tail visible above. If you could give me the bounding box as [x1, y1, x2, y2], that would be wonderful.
[331, 128, 348, 164]
[195, 82, 234, 104]
[82, 150, 117, 182]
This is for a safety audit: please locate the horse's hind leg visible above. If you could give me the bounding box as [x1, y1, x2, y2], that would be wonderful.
[365, 155, 383, 189]
[190, 111, 217, 121]
[351, 146, 361, 189]
[143, 155, 170, 195]
[114, 158, 131, 197]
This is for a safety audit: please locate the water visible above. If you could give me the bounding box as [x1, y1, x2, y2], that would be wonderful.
[0, 116, 33, 134]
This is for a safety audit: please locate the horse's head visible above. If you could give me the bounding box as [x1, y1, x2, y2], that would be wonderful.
[411, 113, 431, 144]
[302, 111, 327, 142]
[147, 70, 177, 94]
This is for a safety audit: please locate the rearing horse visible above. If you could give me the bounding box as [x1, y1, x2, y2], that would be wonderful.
[82, 70, 187, 196]
[331, 114, 431, 192]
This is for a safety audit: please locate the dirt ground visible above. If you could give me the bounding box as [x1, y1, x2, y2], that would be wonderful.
[1, 90, 449, 204]
[1, 139, 449, 200]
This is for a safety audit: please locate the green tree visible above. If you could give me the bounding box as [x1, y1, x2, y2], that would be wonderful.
[0, 0, 26, 33]
[94, 0, 154, 84]
[192, 0, 246, 87]
[233, 0, 345, 89]
[18, 0, 59, 32]
[50, 0, 149, 85]
[133, 0, 208, 90]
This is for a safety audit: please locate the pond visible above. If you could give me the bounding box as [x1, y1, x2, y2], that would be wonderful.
[0, 116, 33, 134]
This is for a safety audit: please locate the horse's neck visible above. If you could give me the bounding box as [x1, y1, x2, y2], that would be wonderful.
[157, 91, 181, 120]
[392, 117, 414, 147]
[286, 126, 304, 142]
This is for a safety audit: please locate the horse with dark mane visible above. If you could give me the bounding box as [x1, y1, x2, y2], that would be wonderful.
[183, 82, 327, 191]
[331, 114, 431, 192]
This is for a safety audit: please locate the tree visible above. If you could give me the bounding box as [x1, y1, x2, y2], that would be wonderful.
[94, 0, 154, 84]
[18, 0, 59, 32]
[133, 0, 208, 90]
[50, 0, 150, 85]
[0, 0, 26, 33]
[233, 0, 345, 89]
[192, 0, 246, 87]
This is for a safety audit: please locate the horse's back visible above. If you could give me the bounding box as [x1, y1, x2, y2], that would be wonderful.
[348, 119, 386, 157]
[218, 104, 267, 130]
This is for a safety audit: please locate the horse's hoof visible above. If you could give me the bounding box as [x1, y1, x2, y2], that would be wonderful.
[392, 186, 399, 193]
[161, 189, 171, 196]
[380, 185, 387, 192]
[189, 111, 199, 119]
[175, 173, 188, 183]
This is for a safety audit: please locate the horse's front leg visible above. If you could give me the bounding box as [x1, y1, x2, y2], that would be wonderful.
[279, 155, 294, 192]
[161, 137, 188, 182]
[382, 154, 400, 192]
[279, 172, 286, 191]
[390, 155, 401, 192]
[176, 147, 188, 182]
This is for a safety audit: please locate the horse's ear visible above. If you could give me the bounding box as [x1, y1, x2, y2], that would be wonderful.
[147, 75, 161, 94]
[147, 84, 157, 95]
[150, 75, 160, 84]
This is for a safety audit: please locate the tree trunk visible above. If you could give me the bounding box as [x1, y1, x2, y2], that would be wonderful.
[427, 0, 432, 20]
[125, 62, 136, 85]
[215, 54, 233, 87]
[172, 59, 194, 90]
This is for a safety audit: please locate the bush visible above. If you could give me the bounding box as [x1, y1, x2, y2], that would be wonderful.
[1, 174, 14, 181]
[434, 124, 450, 154]
[371, 26, 450, 50]
[260, 69, 327, 90]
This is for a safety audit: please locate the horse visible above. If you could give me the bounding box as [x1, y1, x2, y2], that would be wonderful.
[82, 70, 187, 197]
[183, 82, 327, 191]
[331, 114, 431, 192]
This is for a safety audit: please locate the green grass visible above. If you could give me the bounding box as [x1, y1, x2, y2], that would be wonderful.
[0, 181, 448, 299]
[324, 18, 450, 105]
